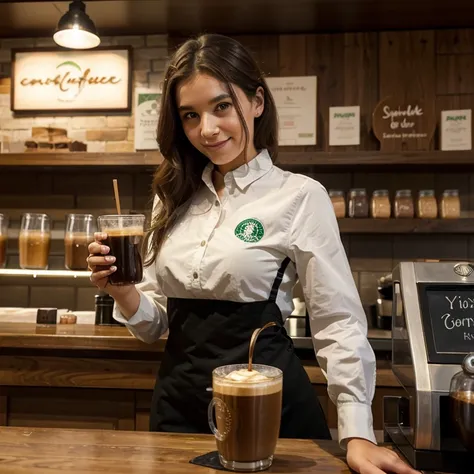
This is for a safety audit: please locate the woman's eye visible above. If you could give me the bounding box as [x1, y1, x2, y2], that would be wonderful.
[216, 102, 231, 112]
[183, 112, 198, 120]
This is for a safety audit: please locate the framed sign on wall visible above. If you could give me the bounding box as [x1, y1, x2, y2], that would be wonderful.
[11, 47, 132, 115]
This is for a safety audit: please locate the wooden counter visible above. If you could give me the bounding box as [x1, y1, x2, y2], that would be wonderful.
[0, 323, 390, 353]
[0, 426, 351, 473]
[0, 322, 402, 434]
[0, 322, 398, 387]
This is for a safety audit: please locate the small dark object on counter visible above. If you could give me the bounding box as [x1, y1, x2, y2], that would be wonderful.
[36, 308, 57, 325]
[95, 292, 121, 325]
[189, 451, 226, 471]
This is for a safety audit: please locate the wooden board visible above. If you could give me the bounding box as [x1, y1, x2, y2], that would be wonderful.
[0, 427, 351, 473]
[0, 323, 166, 352]
[0, 152, 162, 167]
[337, 218, 474, 234]
[276, 150, 474, 166]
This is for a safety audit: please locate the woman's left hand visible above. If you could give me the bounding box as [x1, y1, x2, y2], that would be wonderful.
[346, 438, 421, 474]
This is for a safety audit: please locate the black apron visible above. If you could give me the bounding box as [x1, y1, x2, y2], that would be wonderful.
[150, 257, 331, 440]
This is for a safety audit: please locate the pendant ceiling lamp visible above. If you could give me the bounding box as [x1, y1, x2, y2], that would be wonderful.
[53, 0, 100, 50]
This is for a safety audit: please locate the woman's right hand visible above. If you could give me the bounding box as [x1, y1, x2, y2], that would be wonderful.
[87, 232, 117, 291]
[88, 232, 141, 319]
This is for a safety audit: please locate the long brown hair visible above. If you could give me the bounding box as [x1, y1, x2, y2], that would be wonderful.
[143, 33, 278, 266]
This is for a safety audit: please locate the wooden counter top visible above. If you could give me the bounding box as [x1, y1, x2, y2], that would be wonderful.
[0, 322, 166, 352]
[0, 322, 390, 352]
[0, 427, 350, 473]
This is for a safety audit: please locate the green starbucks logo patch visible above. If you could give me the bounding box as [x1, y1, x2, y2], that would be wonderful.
[234, 218, 265, 243]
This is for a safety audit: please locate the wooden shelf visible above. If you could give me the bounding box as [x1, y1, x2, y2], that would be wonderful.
[0, 269, 90, 278]
[0, 150, 473, 167]
[338, 218, 474, 234]
[277, 150, 474, 167]
[0, 151, 163, 166]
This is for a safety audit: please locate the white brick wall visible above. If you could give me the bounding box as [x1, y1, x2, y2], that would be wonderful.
[0, 34, 168, 152]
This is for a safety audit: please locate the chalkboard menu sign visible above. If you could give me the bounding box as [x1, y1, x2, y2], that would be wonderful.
[418, 284, 474, 364]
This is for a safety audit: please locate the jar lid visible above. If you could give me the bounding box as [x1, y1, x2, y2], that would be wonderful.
[329, 190, 344, 197]
[349, 188, 367, 197]
[95, 293, 115, 303]
[419, 189, 435, 197]
[373, 189, 389, 197]
[395, 189, 412, 197]
[462, 353, 474, 375]
[443, 189, 459, 197]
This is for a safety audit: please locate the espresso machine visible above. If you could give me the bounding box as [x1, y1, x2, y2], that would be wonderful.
[384, 261, 474, 472]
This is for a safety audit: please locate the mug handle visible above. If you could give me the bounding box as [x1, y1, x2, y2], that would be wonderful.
[208, 397, 229, 442]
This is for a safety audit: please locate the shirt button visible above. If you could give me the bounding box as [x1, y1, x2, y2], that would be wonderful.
[193, 272, 198, 279]
[215, 200, 220, 206]
[200, 240, 206, 247]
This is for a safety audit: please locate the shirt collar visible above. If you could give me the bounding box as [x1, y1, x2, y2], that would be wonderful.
[201, 149, 273, 193]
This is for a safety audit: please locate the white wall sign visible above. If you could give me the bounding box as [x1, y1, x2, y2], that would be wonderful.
[329, 106, 360, 146]
[11, 47, 132, 114]
[265, 76, 317, 146]
[441, 109, 472, 151]
[134, 88, 161, 151]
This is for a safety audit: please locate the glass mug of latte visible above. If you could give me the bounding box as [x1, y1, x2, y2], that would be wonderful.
[97, 214, 145, 285]
[19, 213, 51, 270]
[64, 214, 95, 271]
[208, 364, 283, 472]
[0, 214, 8, 268]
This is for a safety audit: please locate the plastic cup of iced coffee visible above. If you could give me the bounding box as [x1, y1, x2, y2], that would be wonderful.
[97, 214, 145, 285]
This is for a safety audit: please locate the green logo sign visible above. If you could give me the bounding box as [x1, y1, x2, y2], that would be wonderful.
[447, 115, 467, 121]
[234, 218, 265, 243]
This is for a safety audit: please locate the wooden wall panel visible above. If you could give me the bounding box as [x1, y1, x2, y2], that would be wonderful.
[238, 35, 280, 77]
[6, 388, 135, 431]
[279, 35, 307, 153]
[343, 32, 379, 150]
[437, 54, 474, 95]
[306, 34, 345, 151]
[436, 29, 474, 54]
[379, 31, 436, 101]
[379, 31, 436, 151]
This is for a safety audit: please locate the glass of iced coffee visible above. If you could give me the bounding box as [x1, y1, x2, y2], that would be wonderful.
[208, 363, 283, 472]
[0, 214, 8, 268]
[19, 213, 51, 270]
[97, 214, 145, 285]
[64, 214, 95, 271]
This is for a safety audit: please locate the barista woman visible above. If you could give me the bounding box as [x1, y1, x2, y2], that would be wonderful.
[88, 34, 419, 474]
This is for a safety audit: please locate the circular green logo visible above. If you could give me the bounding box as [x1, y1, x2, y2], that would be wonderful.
[234, 218, 265, 243]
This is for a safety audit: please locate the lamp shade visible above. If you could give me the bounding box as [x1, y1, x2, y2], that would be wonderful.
[53, 0, 100, 50]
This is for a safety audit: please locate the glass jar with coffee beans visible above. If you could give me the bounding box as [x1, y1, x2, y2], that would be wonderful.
[348, 189, 369, 218]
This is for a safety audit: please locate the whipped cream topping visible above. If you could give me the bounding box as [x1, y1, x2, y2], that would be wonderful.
[224, 369, 271, 383]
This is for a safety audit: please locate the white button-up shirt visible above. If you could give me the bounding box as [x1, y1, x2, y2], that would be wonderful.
[114, 149, 376, 445]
